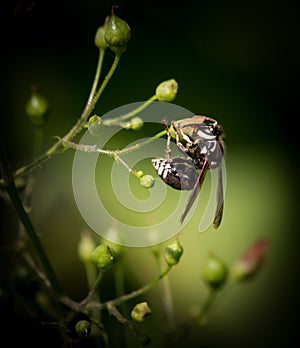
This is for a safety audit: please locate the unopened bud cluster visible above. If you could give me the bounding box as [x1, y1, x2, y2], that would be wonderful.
[25, 91, 48, 126]
[94, 24, 109, 50]
[78, 231, 96, 264]
[140, 175, 154, 188]
[75, 320, 91, 338]
[231, 239, 269, 281]
[202, 254, 228, 290]
[95, 9, 131, 55]
[88, 115, 103, 136]
[121, 117, 144, 130]
[92, 244, 117, 271]
[155, 79, 178, 102]
[164, 239, 183, 266]
[131, 302, 152, 322]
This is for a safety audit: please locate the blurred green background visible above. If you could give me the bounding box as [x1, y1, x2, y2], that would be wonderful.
[1, 0, 298, 347]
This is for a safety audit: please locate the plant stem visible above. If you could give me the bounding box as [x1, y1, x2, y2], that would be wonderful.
[161, 288, 219, 347]
[85, 262, 98, 291]
[62, 128, 167, 156]
[91, 53, 121, 111]
[81, 48, 106, 119]
[87, 265, 172, 310]
[22, 126, 44, 209]
[4, 49, 119, 182]
[103, 94, 157, 126]
[87, 270, 104, 300]
[114, 155, 137, 176]
[155, 253, 174, 329]
[113, 256, 126, 300]
[107, 304, 150, 344]
[195, 289, 217, 325]
[33, 126, 44, 157]
[0, 142, 63, 299]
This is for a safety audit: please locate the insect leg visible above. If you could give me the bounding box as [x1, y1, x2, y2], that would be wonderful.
[161, 119, 172, 161]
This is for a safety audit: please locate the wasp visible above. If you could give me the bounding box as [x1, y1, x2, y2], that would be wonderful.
[152, 116, 225, 229]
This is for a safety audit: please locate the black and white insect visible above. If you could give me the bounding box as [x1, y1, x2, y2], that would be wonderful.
[152, 115, 225, 228]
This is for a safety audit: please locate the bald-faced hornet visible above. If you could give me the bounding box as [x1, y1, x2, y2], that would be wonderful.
[152, 116, 225, 229]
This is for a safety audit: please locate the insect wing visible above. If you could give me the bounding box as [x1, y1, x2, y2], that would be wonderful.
[213, 165, 224, 229]
[180, 159, 209, 224]
[198, 158, 226, 231]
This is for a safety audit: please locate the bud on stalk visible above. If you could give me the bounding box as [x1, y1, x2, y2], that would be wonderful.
[231, 239, 269, 281]
[104, 8, 131, 55]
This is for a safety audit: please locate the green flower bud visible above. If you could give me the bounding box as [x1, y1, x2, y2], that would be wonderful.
[92, 244, 117, 271]
[78, 231, 96, 264]
[75, 319, 91, 338]
[231, 239, 269, 282]
[155, 79, 178, 102]
[25, 91, 48, 126]
[88, 115, 103, 136]
[131, 302, 152, 322]
[130, 117, 144, 130]
[94, 22, 109, 50]
[202, 254, 228, 290]
[164, 239, 183, 266]
[104, 12, 131, 55]
[120, 121, 131, 129]
[140, 174, 154, 188]
[135, 170, 144, 178]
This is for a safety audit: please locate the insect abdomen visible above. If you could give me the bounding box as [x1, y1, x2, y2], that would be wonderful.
[152, 157, 197, 190]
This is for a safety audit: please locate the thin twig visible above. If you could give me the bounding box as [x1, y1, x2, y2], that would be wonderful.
[0, 142, 64, 299]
